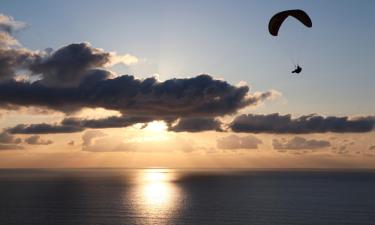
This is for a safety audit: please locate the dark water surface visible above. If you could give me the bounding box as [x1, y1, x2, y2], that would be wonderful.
[0, 169, 375, 225]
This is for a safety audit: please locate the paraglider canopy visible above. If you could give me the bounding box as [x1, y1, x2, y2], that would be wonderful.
[268, 9, 312, 36]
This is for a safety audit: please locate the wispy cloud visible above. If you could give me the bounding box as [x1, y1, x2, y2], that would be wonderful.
[217, 134, 262, 150]
[25, 135, 53, 145]
[273, 137, 331, 150]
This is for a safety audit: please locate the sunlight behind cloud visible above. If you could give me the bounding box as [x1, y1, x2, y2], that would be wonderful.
[73, 107, 122, 119]
[109, 53, 139, 66]
[144, 121, 168, 132]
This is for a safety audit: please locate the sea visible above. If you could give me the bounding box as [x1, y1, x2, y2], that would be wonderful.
[0, 169, 374, 225]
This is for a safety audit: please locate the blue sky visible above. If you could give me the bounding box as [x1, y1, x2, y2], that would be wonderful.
[2, 0, 375, 115]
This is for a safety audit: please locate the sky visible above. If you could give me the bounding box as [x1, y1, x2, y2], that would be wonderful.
[0, 0, 374, 168]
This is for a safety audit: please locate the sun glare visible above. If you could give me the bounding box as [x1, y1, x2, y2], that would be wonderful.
[133, 121, 170, 142]
[144, 169, 168, 182]
[138, 169, 179, 212]
[143, 180, 171, 206]
[144, 121, 168, 132]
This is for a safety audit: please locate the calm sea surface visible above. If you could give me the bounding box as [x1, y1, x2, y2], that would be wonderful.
[0, 169, 375, 225]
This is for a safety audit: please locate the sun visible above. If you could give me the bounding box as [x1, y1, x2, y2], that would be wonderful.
[144, 121, 168, 132]
[131, 121, 170, 143]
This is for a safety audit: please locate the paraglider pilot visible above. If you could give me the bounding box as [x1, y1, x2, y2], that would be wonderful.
[268, 9, 311, 75]
[292, 65, 302, 74]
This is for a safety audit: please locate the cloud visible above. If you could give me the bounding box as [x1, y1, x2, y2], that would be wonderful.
[6, 115, 174, 134]
[217, 134, 262, 150]
[0, 13, 136, 87]
[0, 32, 20, 47]
[81, 135, 197, 153]
[7, 112, 375, 135]
[0, 12, 137, 85]
[0, 13, 276, 124]
[0, 131, 21, 144]
[0, 131, 22, 150]
[82, 139, 136, 152]
[168, 117, 222, 132]
[0, 13, 42, 80]
[82, 130, 107, 147]
[0, 48, 42, 80]
[0, 143, 23, 151]
[24, 135, 53, 145]
[273, 137, 331, 150]
[230, 113, 375, 134]
[0, 14, 25, 47]
[0, 12, 279, 136]
[8, 123, 84, 134]
[108, 53, 138, 66]
[0, 14, 25, 34]
[62, 115, 169, 129]
[336, 145, 350, 155]
[0, 74, 275, 116]
[29, 43, 112, 87]
[81, 132, 137, 152]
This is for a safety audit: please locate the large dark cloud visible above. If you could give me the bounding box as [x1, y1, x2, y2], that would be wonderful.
[29, 43, 111, 87]
[0, 14, 42, 80]
[8, 123, 84, 134]
[273, 137, 331, 150]
[0, 13, 276, 123]
[217, 134, 262, 150]
[7, 115, 221, 134]
[7, 112, 375, 135]
[7, 115, 169, 134]
[0, 48, 42, 80]
[0, 14, 111, 84]
[230, 113, 375, 134]
[0, 42, 110, 84]
[0, 13, 278, 135]
[62, 115, 173, 129]
[0, 74, 275, 116]
[168, 117, 222, 132]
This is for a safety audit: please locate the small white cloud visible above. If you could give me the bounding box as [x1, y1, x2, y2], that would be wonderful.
[236, 80, 248, 87]
[0, 32, 20, 47]
[273, 136, 331, 151]
[0, 14, 26, 32]
[108, 53, 139, 66]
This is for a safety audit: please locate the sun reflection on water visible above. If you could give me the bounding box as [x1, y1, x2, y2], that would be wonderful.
[129, 169, 181, 221]
[142, 169, 173, 207]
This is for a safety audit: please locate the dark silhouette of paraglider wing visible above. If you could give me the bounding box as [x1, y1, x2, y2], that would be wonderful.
[268, 9, 312, 36]
[268, 11, 290, 36]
